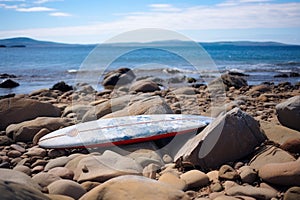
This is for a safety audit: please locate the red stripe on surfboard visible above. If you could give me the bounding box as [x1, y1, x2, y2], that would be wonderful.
[45, 128, 199, 149]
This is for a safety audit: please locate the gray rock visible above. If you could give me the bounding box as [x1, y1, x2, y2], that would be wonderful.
[44, 156, 72, 171]
[32, 172, 61, 188]
[226, 185, 277, 200]
[239, 166, 257, 184]
[130, 80, 160, 93]
[276, 96, 300, 131]
[0, 97, 61, 130]
[219, 165, 240, 180]
[175, 108, 267, 170]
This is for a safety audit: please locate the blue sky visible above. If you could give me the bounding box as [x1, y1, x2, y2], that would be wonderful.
[0, 0, 300, 44]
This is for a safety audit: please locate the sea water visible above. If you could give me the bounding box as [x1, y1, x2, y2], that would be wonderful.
[0, 44, 299, 95]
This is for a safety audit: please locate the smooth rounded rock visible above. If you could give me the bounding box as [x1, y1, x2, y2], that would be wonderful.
[13, 165, 31, 176]
[7, 150, 22, 158]
[226, 185, 278, 199]
[44, 156, 71, 171]
[284, 187, 300, 200]
[219, 165, 240, 180]
[281, 137, 300, 154]
[46, 194, 75, 200]
[80, 181, 101, 192]
[48, 167, 74, 180]
[258, 159, 300, 186]
[239, 166, 257, 184]
[25, 147, 47, 157]
[48, 179, 86, 200]
[158, 172, 187, 191]
[180, 169, 209, 189]
[79, 175, 190, 200]
[32, 172, 61, 188]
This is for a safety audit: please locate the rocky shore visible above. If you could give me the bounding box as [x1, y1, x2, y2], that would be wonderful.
[0, 69, 300, 200]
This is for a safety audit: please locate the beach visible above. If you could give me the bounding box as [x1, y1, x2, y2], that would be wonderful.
[0, 67, 299, 199]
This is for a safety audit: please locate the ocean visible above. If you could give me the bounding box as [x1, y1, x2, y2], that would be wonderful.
[0, 43, 300, 95]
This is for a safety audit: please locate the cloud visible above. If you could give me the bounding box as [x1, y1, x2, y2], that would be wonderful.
[148, 3, 181, 12]
[0, 3, 19, 9]
[16, 6, 54, 12]
[49, 12, 71, 17]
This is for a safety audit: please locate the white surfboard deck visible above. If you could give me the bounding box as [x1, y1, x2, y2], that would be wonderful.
[38, 114, 214, 149]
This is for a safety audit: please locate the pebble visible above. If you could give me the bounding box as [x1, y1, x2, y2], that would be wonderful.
[26, 147, 47, 157]
[10, 144, 26, 153]
[7, 150, 22, 158]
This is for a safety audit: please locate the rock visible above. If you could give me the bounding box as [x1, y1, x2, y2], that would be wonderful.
[218, 165, 240, 180]
[10, 144, 26, 153]
[284, 187, 300, 200]
[26, 147, 47, 157]
[159, 172, 187, 191]
[211, 74, 248, 90]
[0, 136, 12, 145]
[239, 166, 257, 184]
[102, 68, 135, 89]
[44, 156, 72, 171]
[48, 179, 86, 199]
[228, 71, 249, 77]
[210, 182, 224, 192]
[103, 96, 173, 118]
[180, 170, 209, 189]
[46, 194, 74, 200]
[249, 146, 295, 170]
[33, 128, 50, 145]
[258, 158, 300, 186]
[50, 81, 73, 92]
[207, 170, 219, 183]
[163, 154, 173, 164]
[171, 87, 197, 95]
[226, 185, 277, 200]
[32, 172, 61, 188]
[6, 117, 72, 142]
[48, 167, 74, 180]
[276, 95, 300, 131]
[127, 149, 163, 168]
[248, 84, 272, 95]
[79, 175, 190, 200]
[0, 97, 61, 130]
[143, 163, 160, 179]
[0, 180, 50, 200]
[65, 154, 89, 172]
[175, 108, 267, 170]
[82, 95, 130, 122]
[0, 79, 19, 88]
[0, 73, 17, 78]
[62, 104, 92, 120]
[7, 150, 22, 158]
[80, 181, 101, 192]
[74, 151, 142, 183]
[0, 168, 41, 190]
[13, 165, 31, 176]
[130, 80, 160, 93]
[281, 137, 300, 154]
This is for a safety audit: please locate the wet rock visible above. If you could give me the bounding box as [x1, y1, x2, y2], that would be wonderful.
[226, 185, 277, 200]
[0, 79, 19, 88]
[249, 146, 295, 170]
[0, 168, 41, 190]
[50, 81, 73, 92]
[0, 97, 61, 130]
[130, 80, 160, 93]
[258, 158, 300, 186]
[103, 96, 173, 118]
[74, 151, 142, 183]
[180, 170, 209, 189]
[79, 175, 190, 200]
[284, 187, 300, 200]
[6, 117, 72, 142]
[0, 73, 17, 79]
[0, 180, 50, 200]
[276, 95, 300, 131]
[48, 179, 86, 199]
[175, 108, 267, 170]
[281, 137, 300, 154]
[218, 165, 240, 180]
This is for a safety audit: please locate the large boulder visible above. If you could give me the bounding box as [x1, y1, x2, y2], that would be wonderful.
[79, 175, 191, 200]
[174, 108, 267, 170]
[50, 81, 73, 92]
[276, 96, 300, 131]
[0, 97, 61, 130]
[6, 117, 73, 142]
[103, 96, 173, 118]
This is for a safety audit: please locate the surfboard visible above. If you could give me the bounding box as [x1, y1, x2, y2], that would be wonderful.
[38, 114, 214, 149]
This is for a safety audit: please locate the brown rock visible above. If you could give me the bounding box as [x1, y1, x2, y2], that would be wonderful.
[46, 194, 74, 200]
[44, 156, 72, 171]
[218, 165, 240, 180]
[249, 146, 295, 170]
[276, 95, 300, 131]
[13, 165, 31, 176]
[226, 185, 277, 200]
[0, 180, 50, 200]
[0, 135, 12, 145]
[159, 172, 187, 191]
[130, 80, 160, 93]
[32, 172, 61, 188]
[0, 97, 61, 130]
[180, 170, 209, 189]
[102, 68, 135, 89]
[284, 187, 300, 200]
[48, 179, 86, 200]
[239, 166, 257, 184]
[210, 74, 247, 90]
[48, 167, 74, 180]
[33, 128, 50, 145]
[281, 137, 300, 154]
[80, 181, 101, 192]
[143, 163, 160, 179]
[7, 150, 22, 158]
[10, 144, 26, 153]
[26, 147, 47, 157]
[6, 117, 72, 142]
[258, 159, 300, 186]
[79, 175, 190, 200]
[207, 170, 219, 183]
[175, 108, 267, 170]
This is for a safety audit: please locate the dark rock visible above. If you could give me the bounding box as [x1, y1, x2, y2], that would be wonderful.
[0, 180, 50, 200]
[210, 74, 247, 90]
[274, 73, 289, 78]
[290, 72, 300, 77]
[218, 165, 240, 180]
[0, 97, 61, 130]
[174, 108, 267, 170]
[130, 80, 160, 93]
[0, 73, 17, 79]
[102, 68, 135, 89]
[0, 93, 15, 100]
[0, 136, 12, 145]
[50, 81, 73, 92]
[281, 137, 300, 154]
[187, 77, 197, 83]
[276, 95, 300, 131]
[228, 71, 249, 76]
[0, 79, 19, 88]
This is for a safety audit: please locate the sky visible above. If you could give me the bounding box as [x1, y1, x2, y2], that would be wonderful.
[0, 0, 300, 44]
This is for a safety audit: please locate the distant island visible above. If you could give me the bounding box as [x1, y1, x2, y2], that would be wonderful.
[0, 37, 298, 48]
